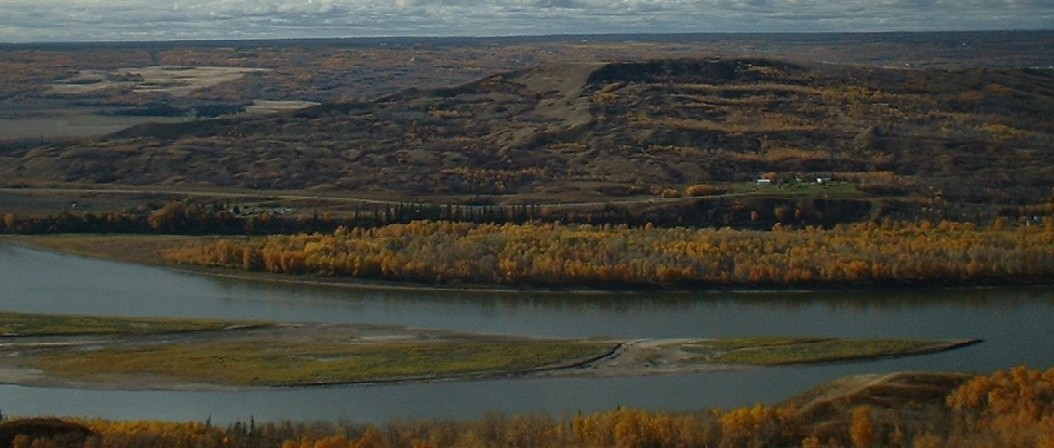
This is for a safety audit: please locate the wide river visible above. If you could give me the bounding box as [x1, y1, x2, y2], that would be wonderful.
[1, 244, 1052, 423]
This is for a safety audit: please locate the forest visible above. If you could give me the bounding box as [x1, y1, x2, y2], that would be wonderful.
[2, 365, 1051, 448]
[160, 219, 1054, 288]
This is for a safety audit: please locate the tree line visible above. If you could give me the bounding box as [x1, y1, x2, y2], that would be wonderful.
[4, 365, 1052, 448]
[4, 195, 1049, 237]
[161, 219, 1054, 288]
[0, 200, 546, 236]
[2, 198, 721, 236]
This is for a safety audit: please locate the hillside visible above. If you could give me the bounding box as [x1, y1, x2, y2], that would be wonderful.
[3, 57, 1053, 224]
[8, 366, 1054, 448]
[780, 371, 974, 443]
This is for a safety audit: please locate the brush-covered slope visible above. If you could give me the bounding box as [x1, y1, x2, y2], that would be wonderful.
[4, 58, 1053, 208]
[779, 371, 975, 444]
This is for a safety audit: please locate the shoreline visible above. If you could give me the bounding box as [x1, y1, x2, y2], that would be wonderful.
[0, 318, 984, 391]
[3, 235, 1051, 296]
[0, 236, 997, 392]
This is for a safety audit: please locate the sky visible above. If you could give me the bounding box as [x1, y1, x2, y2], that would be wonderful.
[0, 0, 1051, 43]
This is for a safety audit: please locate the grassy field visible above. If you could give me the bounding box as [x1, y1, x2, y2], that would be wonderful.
[725, 180, 863, 198]
[0, 311, 613, 387]
[28, 339, 608, 386]
[5, 234, 195, 265]
[0, 312, 976, 388]
[684, 337, 974, 365]
[0, 311, 266, 337]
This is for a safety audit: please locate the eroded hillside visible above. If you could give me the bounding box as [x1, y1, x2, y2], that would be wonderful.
[3, 57, 1052, 220]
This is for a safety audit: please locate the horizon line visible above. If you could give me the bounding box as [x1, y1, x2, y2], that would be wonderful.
[2, 28, 1052, 47]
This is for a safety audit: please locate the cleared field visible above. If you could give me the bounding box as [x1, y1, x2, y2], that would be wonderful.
[0, 113, 188, 140]
[50, 66, 270, 97]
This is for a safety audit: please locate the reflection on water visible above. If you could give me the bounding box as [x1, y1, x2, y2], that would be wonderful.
[0, 244, 1052, 422]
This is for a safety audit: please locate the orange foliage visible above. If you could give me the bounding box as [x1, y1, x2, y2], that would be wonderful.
[6, 366, 1054, 448]
[850, 406, 875, 448]
[163, 220, 1054, 288]
[946, 366, 1054, 447]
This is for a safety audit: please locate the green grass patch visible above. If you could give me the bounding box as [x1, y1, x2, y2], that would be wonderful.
[685, 337, 947, 366]
[726, 181, 863, 198]
[10, 234, 195, 266]
[30, 340, 610, 386]
[0, 311, 263, 337]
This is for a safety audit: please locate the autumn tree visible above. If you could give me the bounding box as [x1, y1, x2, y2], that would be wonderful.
[850, 406, 874, 448]
[163, 220, 1054, 288]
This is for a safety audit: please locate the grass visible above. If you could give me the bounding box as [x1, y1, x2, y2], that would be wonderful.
[29, 339, 610, 386]
[0, 311, 611, 386]
[0, 311, 264, 337]
[0, 311, 971, 386]
[725, 181, 864, 198]
[8, 234, 194, 266]
[0, 313, 974, 387]
[685, 337, 954, 366]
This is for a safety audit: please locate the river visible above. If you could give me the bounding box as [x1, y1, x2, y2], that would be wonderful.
[0, 244, 1052, 423]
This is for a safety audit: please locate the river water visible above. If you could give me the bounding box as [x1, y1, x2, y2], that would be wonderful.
[1, 244, 1052, 423]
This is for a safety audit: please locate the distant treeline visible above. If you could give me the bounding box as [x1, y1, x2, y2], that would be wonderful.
[163, 219, 1054, 288]
[0, 197, 851, 236]
[2, 196, 1049, 238]
[0, 200, 547, 236]
[3, 365, 1052, 448]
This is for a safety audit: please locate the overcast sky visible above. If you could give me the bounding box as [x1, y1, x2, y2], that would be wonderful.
[0, 0, 1051, 43]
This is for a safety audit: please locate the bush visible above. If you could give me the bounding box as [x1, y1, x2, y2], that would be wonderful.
[685, 184, 726, 197]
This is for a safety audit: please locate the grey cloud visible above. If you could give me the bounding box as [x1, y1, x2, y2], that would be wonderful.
[0, 0, 1050, 42]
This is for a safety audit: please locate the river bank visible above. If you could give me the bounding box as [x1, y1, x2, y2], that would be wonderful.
[0, 311, 981, 391]
[0, 241, 1045, 423]
[5, 233, 1053, 296]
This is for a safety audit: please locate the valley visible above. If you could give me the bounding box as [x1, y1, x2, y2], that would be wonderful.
[0, 31, 1052, 448]
[2, 32, 1053, 228]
